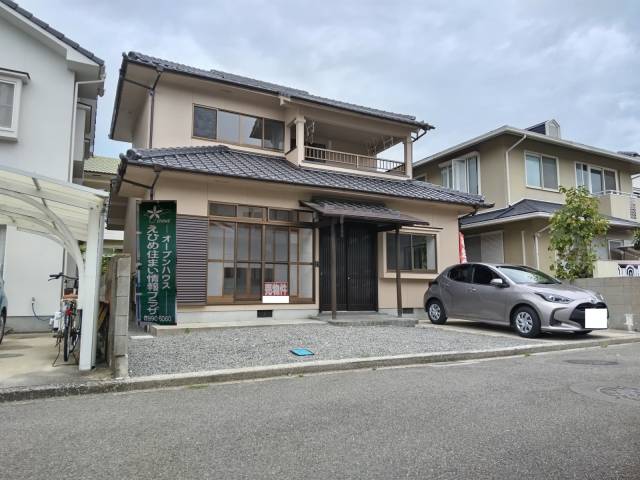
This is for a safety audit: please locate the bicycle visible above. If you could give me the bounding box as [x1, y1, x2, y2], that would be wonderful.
[49, 272, 81, 363]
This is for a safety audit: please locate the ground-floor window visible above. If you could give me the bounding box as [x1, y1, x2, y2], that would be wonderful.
[386, 232, 437, 273]
[465, 231, 504, 263]
[206, 203, 314, 304]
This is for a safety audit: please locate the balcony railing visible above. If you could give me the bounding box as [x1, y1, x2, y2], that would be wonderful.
[304, 145, 406, 176]
[593, 190, 640, 220]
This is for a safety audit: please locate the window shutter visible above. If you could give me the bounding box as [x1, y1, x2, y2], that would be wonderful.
[176, 215, 208, 305]
[480, 232, 504, 264]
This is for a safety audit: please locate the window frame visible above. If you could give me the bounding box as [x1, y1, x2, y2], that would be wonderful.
[0, 71, 26, 141]
[524, 151, 560, 192]
[207, 202, 315, 305]
[385, 232, 438, 274]
[574, 161, 618, 194]
[191, 104, 285, 152]
[438, 152, 481, 194]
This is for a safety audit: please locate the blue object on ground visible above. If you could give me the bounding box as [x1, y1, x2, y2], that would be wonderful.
[290, 348, 314, 356]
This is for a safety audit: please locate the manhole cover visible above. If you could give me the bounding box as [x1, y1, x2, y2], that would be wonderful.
[598, 386, 640, 402]
[565, 359, 618, 366]
[0, 353, 23, 359]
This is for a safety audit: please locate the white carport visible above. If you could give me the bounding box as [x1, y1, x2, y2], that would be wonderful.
[0, 164, 108, 371]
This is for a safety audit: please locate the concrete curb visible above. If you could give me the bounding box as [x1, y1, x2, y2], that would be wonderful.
[2, 335, 640, 403]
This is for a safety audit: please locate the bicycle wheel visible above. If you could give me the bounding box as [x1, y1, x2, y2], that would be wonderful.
[63, 315, 72, 362]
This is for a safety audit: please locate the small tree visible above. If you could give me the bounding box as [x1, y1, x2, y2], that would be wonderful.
[634, 229, 640, 250]
[549, 186, 609, 280]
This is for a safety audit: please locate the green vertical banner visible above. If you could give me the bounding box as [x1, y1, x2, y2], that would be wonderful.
[138, 200, 177, 325]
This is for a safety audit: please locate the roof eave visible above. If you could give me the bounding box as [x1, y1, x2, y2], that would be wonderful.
[122, 53, 433, 131]
[120, 155, 487, 209]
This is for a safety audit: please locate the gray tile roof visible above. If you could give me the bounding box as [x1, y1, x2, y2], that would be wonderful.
[119, 145, 487, 207]
[124, 52, 432, 129]
[460, 198, 640, 228]
[300, 198, 428, 225]
[0, 0, 104, 66]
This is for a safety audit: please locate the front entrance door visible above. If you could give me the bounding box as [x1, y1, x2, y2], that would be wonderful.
[319, 223, 377, 311]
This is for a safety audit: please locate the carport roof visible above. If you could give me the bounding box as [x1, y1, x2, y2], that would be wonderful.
[0, 164, 108, 243]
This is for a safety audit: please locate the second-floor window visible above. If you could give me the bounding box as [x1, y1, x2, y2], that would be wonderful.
[440, 154, 479, 194]
[525, 152, 558, 190]
[576, 162, 617, 194]
[0, 80, 14, 129]
[193, 105, 284, 151]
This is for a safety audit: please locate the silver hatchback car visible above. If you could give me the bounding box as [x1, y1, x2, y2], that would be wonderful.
[424, 263, 608, 338]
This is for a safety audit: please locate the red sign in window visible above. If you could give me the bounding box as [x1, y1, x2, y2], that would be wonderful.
[264, 281, 289, 297]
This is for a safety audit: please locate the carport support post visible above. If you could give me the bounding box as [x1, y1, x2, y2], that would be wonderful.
[78, 204, 105, 371]
[395, 226, 402, 317]
[330, 218, 337, 320]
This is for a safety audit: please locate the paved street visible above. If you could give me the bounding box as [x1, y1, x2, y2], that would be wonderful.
[2, 343, 639, 479]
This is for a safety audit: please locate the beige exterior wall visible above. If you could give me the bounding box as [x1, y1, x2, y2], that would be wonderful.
[132, 93, 150, 149]
[146, 73, 415, 176]
[148, 170, 470, 319]
[415, 134, 640, 212]
[462, 219, 636, 275]
[507, 138, 637, 208]
[415, 136, 508, 207]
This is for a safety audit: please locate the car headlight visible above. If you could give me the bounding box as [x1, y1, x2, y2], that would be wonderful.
[536, 292, 571, 303]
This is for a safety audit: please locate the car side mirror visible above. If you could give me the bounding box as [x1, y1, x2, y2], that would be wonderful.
[490, 278, 506, 287]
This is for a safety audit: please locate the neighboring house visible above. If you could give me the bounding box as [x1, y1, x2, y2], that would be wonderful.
[413, 120, 640, 276]
[83, 156, 123, 255]
[108, 52, 488, 323]
[0, 0, 104, 330]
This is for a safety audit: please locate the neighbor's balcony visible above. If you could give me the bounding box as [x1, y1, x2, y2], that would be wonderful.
[593, 190, 639, 221]
[304, 145, 406, 176]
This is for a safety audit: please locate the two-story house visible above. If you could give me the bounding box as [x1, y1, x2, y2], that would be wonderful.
[107, 52, 488, 324]
[0, 0, 104, 331]
[413, 120, 640, 276]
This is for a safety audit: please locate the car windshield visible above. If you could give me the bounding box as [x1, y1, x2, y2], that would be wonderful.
[496, 265, 560, 285]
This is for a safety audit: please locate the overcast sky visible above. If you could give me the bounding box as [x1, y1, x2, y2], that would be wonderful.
[17, 0, 640, 161]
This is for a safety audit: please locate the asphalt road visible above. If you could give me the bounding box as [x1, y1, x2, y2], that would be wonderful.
[2, 344, 639, 480]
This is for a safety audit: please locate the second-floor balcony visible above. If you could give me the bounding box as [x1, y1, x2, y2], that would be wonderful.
[304, 145, 405, 176]
[286, 116, 412, 178]
[594, 190, 639, 222]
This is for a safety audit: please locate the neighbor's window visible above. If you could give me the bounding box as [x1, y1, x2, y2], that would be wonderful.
[207, 203, 314, 303]
[0, 80, 15, 129]
[440, 154, 479, 194]
[386, 233, 437, 273]
[525, 152, 558, 190]
[576, 162, 617, 194]
[193, 106, 284, 151]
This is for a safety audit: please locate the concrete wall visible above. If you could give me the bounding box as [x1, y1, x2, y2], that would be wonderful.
[570, 277, 640, 332]
[104, 254, 131, 377]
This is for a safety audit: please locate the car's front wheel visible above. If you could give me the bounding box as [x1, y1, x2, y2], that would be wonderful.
[512, 306, 541, 338]
[426, 298, 447, 325]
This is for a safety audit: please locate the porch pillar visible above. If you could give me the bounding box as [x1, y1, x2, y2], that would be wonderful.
[395, 225, 402, 317]
[330, 218, 337, 320]
[295, 116, 306, 165]
[403, 136, 413, 178]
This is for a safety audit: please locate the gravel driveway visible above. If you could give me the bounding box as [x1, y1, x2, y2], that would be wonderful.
[128, 324, 543, 377]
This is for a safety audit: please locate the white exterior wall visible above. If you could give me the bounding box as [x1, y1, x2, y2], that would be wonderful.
[0, 16, 77, 325]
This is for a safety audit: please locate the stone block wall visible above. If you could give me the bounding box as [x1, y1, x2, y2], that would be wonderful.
[570, 277, 640, 332]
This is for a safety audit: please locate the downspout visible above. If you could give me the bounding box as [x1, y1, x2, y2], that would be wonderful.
[534, 224, 551, 270]
[504, 134, 527, 207]
[68, 77, 105, 182]
[148, 70, 163, 148]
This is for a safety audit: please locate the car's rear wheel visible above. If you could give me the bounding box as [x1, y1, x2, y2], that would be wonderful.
[426, 298, 447, 325]
[512, 306, 541, 338]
